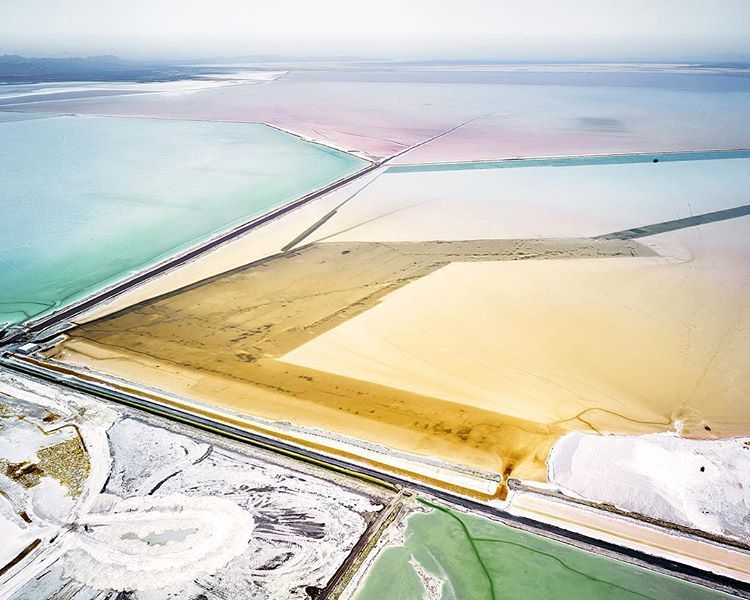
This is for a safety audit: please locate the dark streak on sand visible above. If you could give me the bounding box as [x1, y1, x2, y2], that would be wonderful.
[596, 204, 750, 240]
[0, 538, 41, 577]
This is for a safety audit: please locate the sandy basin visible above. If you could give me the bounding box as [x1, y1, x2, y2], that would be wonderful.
[43, 152, 750, 492]
[48, 237, 656, 484]
[46, 213, 750, 488]
[284, 217, 750, 438]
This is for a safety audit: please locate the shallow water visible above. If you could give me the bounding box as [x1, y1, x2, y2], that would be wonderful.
[350, 502, 733, 599]
[308, 157, 750, 243]
[0, 114, 366, 327]
[388, 149, 750, 173]
[9, 74, 750, 160]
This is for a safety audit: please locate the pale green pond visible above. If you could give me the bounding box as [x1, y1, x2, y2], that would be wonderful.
[352, 502, 737, 600]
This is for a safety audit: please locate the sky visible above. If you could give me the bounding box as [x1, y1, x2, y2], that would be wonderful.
[1, 0, 749, 62]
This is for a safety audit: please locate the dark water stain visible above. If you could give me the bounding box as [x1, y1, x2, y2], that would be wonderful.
[2, 461, 44, 488]
[577, 117, 628, 132]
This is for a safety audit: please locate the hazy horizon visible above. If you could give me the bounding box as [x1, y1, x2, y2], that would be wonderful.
[2, 0, 749, 63]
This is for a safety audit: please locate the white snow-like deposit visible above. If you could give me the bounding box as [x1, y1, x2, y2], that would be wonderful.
[0, 71, 287, 102]
[0, 369, 120, 599]
[409, 555, 445, 600]
[30, 477, 75, 522]
[1, 369, 386, 599]
[0, 514, 40, 568]
[0, 417, 74, 463]
[548, 432, 750, 540]
[62, 494, 254, 591]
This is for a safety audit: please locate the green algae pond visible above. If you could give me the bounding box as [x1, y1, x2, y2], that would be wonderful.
[352, 502, 737, 600]
[0, 113, 367, 329]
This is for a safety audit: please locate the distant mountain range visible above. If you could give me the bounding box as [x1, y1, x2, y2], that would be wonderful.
[3, 54, 748, 85]
[0, 54, 217, 84]
[0, 53, 378, 84]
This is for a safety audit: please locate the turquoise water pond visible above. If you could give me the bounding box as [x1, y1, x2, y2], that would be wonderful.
[387, 149, 750, 173]
[0, 114, 367, 328]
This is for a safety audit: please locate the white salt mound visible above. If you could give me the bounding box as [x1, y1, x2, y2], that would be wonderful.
[548, 432, 750, 541]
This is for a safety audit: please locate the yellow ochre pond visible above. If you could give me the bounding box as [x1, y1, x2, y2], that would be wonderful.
[45, 212, 750, 492]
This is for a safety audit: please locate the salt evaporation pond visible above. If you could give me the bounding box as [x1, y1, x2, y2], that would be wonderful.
[0, 114, 367, 328]
[349, 503, 735, 600]
[11, 70, 750, 160]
